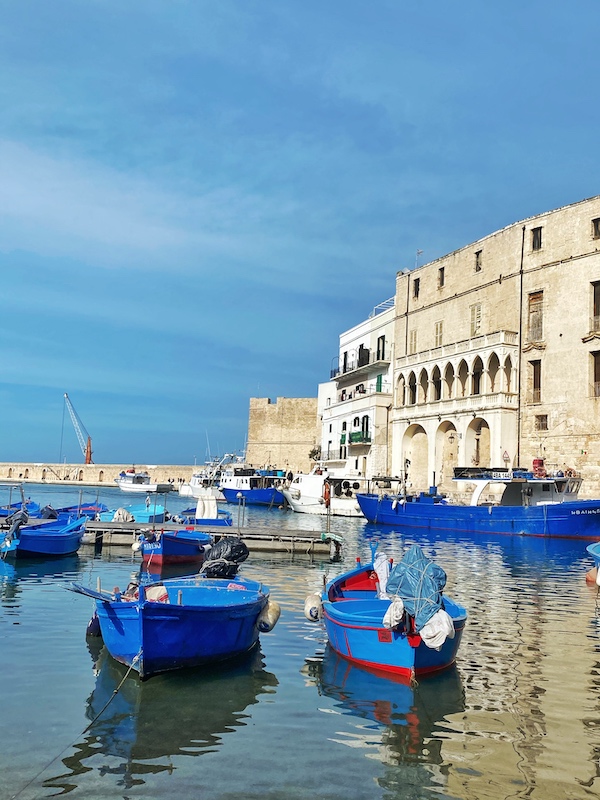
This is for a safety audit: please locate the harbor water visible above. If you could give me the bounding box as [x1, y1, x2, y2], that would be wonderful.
[1, 483, 600, 799]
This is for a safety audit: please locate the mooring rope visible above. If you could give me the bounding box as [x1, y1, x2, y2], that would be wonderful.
[9, 649, 143, 800]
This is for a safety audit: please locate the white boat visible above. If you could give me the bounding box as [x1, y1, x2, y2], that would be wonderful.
[282, 464, 367, 517]
[115, 469, 174, 494]
[178, 455, 235, 501]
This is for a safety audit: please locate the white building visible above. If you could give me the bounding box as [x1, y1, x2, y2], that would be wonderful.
[318, 298, 396, 478]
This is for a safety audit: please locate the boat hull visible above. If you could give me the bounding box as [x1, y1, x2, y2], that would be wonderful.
[221, 487, 285, 506]
[322, 560, 467, 679]
[6, 517, 86, 557]
[322, 596, 466, 679]
[357, 493, 600, 539]
[282, 491, 363, 517]
[587, 542, 600, 567]
[138, 530, 213, 565]
[94, 577, 269, 680]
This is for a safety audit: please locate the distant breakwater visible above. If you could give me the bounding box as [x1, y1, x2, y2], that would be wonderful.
[0, 462, 195, 487]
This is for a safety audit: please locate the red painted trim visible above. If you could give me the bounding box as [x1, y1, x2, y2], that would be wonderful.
[329, 647, 456, 678]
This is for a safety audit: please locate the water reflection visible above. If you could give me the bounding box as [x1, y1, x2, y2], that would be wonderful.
[0, 554, 82, 609]
[306, 646, 464, 765]
[43, 645, 278, 793]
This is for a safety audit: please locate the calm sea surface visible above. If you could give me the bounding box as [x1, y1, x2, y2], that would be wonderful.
[1, 483, 600, 800]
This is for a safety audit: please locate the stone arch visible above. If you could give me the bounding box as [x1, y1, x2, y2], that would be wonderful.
[78, 470, 84, 481]
[418, 368, 429, 403]
[408, 371, 417, 405]
[471, 356, 484, 396]
[466, 417, 491, 468]
[457, 359, 469, 397]
[443, 363, 455, 400]
[487, 352, 500, 392]
[24, 468, 29, 478]
[98, 470, 104, 482]
[431, 365, 442, 401]
[403, 424, 428, 493]
[504, 356, 513, 393]
[8, 467, 13, 478]
[435, 422, 459, 492]
[396, 373, 406, 407]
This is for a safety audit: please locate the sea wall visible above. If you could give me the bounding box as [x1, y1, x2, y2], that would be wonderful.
[0, 462, 196, 487]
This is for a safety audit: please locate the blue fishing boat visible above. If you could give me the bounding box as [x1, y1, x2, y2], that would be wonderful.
[316, 545, 466, 681]
[97, 503, 167, 524]
[586, 541, 600, 584]
[133, 528, 214, 566]
[1, 515, 86, 557]
[175, 496, 233, 527]
[219, 467, 286, 507]
[68, 573, 278, 680]
[357, 466, 600, 540]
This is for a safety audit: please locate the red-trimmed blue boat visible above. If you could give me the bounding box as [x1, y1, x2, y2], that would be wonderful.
[586, 541, 600, 584]
[321, 550, 467, 681]
[133, 529, 214, 565]
[357, 466, 600, 540]
[69, 575, 277, 680]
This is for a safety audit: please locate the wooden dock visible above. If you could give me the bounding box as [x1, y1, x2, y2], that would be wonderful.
[82, 520, 342, 556]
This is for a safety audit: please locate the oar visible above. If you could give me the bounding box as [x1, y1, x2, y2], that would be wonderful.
[66, 582, 116, 603]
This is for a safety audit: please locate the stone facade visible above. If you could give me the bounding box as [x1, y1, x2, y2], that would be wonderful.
[0, 463, 195, 487]
[392, 195, 600, 497]
[245, 397, 319, 474]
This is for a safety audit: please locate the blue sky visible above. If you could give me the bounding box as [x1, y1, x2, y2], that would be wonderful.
[1, 1, 598, 465]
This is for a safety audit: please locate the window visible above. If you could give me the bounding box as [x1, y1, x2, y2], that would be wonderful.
[470, 303, 482, 336]
[438, 267, 445, 288]
[535, 415, 548, 431]
[376, 335, 386, 360]
[435, 320, 443, 347]
[531, 226, 543, 251]
[413, 277, 420, 298]
[353, 417, 360, 427]
[592, 352, 600, 397]
[530, 360, 541, 403]
[528, 291, 543, 341]
[329, 424, 332, 433]
[409, 329, 417, 354]
[593, 218, 600, 239]
[376, 374, 383, 392]
[592, 282, 600, 331]
[357, 344, 369, 367]
[474, 250, 482, 272]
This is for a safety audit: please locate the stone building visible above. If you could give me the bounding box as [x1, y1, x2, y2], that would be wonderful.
[392, 195, 600, 496]
[245, 397, 319, 474]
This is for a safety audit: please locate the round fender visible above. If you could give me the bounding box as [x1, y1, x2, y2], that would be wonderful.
[258, 599, 281, 632]
[304, 592, 322, 621]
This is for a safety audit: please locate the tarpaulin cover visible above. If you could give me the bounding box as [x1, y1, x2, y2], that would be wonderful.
[385, 543, 447, 631]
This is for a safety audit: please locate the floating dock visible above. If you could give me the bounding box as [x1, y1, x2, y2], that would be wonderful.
[82, 520, 341, 556]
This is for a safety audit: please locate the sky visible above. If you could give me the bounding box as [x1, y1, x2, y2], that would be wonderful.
[1, 1, 599, 466]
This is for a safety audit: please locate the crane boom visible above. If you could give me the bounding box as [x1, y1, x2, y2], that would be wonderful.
[64, 393, 94, 464]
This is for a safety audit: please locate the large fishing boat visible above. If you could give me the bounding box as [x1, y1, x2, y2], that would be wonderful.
[282, 464, 367, 517]
[357, 464, 600, 539]
[219, 467, 286, 507]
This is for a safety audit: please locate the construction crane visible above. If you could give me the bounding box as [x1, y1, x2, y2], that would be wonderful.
[63, 393, 94, 464]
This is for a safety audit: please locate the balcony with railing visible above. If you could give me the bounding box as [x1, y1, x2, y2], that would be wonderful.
[331, 348, 391, 380]
[333, 384, 392, 408]
[396, 329, 518, 370]
[348, 431, 371, 444]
